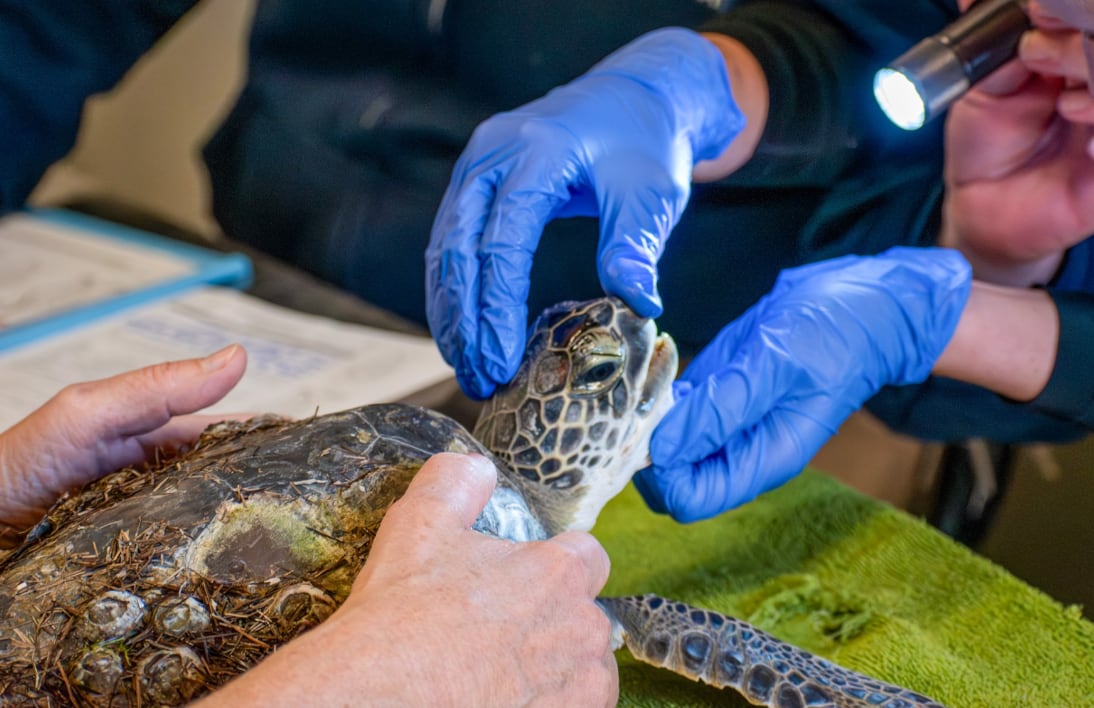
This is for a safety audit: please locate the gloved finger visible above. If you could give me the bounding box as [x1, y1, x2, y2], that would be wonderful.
[647, 407, 834, 523]
[649, 305, 766, 466]
[478, 162, 571, 385]
[649, 364, 755, 470]
[594, 163, 689, 318]
[639, 460, 735, 523]
[632, 465, 670, 515]
[426, 175, 496, 399]
[674, 253, 858, 385]
[650, 326, 797, 468]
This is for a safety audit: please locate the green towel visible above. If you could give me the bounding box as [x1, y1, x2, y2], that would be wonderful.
[594, 469, 1094, 707]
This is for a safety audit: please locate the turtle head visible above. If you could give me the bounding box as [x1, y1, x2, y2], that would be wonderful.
[473, 297, 678, 535]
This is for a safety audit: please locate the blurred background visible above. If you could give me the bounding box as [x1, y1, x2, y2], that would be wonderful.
[29, 0, 255, 240]
[24, 0, 1092, 618]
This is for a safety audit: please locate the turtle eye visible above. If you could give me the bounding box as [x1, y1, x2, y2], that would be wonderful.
[568, 329, 625, 396]
[571, 353, 623, 395]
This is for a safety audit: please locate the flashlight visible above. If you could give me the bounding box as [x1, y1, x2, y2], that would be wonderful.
[874, 0, 1031, 130]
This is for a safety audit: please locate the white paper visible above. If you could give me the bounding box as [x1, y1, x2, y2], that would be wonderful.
[0, 287, 455, 431]
[0, 214, 195, 328]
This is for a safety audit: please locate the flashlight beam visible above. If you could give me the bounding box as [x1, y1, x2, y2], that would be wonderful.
[875, 0, 1031, 130]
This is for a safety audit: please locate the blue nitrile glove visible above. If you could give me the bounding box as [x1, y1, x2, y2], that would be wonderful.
[633, 247, 973, 523]
[426, 28, 744, 399]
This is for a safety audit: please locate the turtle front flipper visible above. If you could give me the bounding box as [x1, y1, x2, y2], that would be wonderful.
[597, 594, 946, 708]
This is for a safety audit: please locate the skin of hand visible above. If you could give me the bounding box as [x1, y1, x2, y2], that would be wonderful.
[199, 453, 617, 707]
[425, 28, 769, 400]
[0, 345, 247, 546]
[933, 280, 1059, 401]
[940, 0, 1094, 286]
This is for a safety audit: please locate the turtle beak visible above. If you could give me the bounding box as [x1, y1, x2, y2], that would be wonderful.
[637, 333, 678, 418]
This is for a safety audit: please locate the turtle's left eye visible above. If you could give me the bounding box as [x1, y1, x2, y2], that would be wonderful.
[571, 353, 623, 395]
[568, 329, 624, 396]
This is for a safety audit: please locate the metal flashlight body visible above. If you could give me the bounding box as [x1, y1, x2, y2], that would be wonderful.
[875, 0, 1031, 130]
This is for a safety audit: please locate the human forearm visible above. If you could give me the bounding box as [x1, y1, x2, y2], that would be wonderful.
[693, 33, 769, 181]
[933, 281, 1058, 402]
[191, 606, 427, 707]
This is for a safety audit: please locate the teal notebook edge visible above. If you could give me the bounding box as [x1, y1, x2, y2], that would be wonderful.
[0, 209, 254, 352]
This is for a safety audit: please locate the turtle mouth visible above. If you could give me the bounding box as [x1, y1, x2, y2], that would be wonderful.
[637, 332, 678, 418]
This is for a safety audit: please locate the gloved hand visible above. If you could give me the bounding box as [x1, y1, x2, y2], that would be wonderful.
[426, 28, 744, 399]
[634, 247, 973, 523]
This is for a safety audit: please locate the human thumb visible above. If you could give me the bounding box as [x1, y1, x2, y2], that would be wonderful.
[392, 453, 499, 532]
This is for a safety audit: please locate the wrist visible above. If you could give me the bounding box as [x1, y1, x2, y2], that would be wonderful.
[939, 196, 1066, 287]
[933, 281, 1058, 401]
[196, 602, 424, 706]
[865, 247, 973, 385]
[693, 33, 769, 181]
[0, 428, 49, 547]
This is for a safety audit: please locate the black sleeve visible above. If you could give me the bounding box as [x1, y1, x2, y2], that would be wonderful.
[246, 0, 718, 106]
[700, 0, 957, 187]
[1030, 291, 1094, 427]
[0, 0, 198, 213]
[242, 0, 440, 68]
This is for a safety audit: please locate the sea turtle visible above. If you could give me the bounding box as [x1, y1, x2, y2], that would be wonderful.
[0, 297, 945, 707]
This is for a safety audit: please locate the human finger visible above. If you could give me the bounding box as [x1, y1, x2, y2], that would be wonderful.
[1020, 29, 1090, 82]
[973, 55, 1035, 95]
[546, 530, 611, 596]
[388, 453, 498, 532]
[0, 347, 247, 536]
[1058, 85, 1094, 121]
[61, 345, 247, 441]
[1029, 0, 1091, 31]
[600, 652, 621, 708]
[134, 413, 257, 455]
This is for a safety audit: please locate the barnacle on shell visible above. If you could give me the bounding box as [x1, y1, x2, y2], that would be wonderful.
[271, 582, 336, 633]
[80, 590, 147, 642]
[138, 646, 206, 705]
[71, 648, 124, 696]
[153, 595, 212, 638]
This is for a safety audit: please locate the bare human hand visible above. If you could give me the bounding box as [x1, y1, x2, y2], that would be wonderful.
[202, 452, 618, 707]
[0, 345, 248, 545]
[941, 1, 1094, 286]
